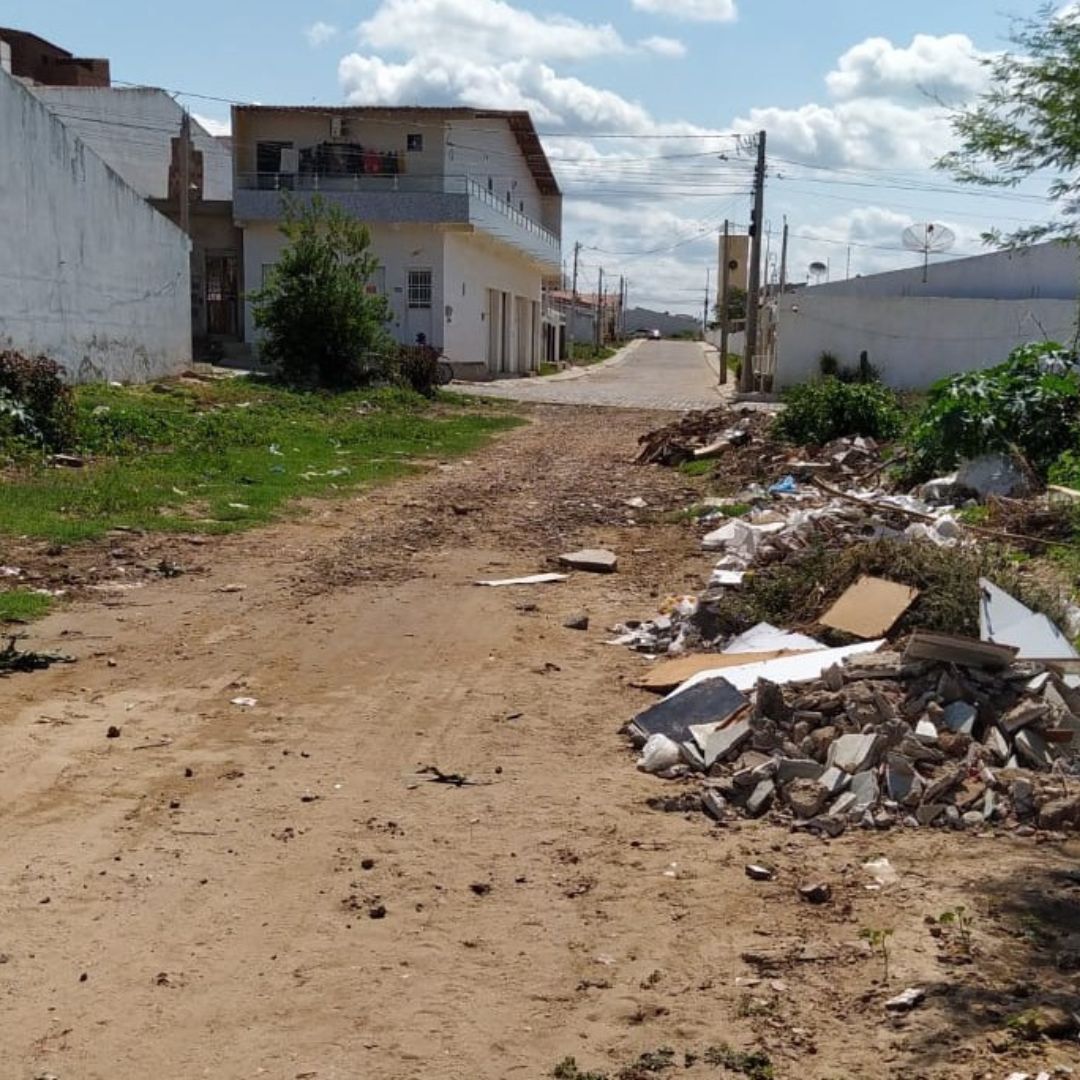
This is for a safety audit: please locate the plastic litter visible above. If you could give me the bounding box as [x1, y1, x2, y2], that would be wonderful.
[637, 734, 683, 774]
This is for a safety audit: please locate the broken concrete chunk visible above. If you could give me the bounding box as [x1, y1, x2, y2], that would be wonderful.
[558, 549, 618, 574]
[818, 766, 850, 796]
[745, 779, 776, 818]
[915, 717, 939, 745]
[563, 611, 590, 631]
[704, 718, 753, 769]
[885, 987, 926, 1012]
[984, 726, 1011, 764]
[921, 768, 962, 806]
[798, 882, 832, 904]
[1010, 777, 1037, 819]
[777, 758, 825, 784]
[849, 771, 880, 813]
[885, 754, 923, 807]
[827, 733, 884, 774]
[745, 864, 775, 881]
[829, 791, 858, 818]
[1037, 795, 1080, 830]
[701, 788, 728, 821]
[999, 700, 1049, 735]
[786, 778, 828, 819]
[916, 803, 946, 826]
[1015, 728, 1055, 770]
[942, 701, 977, 735]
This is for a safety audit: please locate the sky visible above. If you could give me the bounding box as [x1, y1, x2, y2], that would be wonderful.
[5, 0, 1057, 313]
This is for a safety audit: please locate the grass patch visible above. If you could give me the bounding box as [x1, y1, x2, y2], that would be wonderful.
[678, 459, 714, 478]
[0, 589, 54, 623]
[569, 343, 616, 366]
[0, 378, 521, 543]
[538, 362, 560, 376]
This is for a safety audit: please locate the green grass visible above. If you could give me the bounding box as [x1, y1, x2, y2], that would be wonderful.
[0, 589, 54, 623]
[0, 378, 521, 543]
[678, 459, 715, 477]
[569, 343, 616, 366]
[538, 362, 560, 376]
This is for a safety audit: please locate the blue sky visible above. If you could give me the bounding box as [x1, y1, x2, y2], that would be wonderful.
[4, 0, 1055, 311]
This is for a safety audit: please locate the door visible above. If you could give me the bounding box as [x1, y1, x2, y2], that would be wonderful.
[205, 253, 239, 337]
[405, 268, 434, 345]
[487, 288, 501, 372]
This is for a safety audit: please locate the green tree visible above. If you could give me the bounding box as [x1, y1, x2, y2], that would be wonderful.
[938, 5, 1080, 245]
[250, 195, 394, 389]
[711, 284, 747, 328]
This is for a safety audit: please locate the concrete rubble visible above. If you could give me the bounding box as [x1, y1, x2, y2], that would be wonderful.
[624, 619, 1080, 835]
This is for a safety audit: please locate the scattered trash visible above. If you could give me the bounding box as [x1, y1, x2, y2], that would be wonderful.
[475, 573, 568, 587]
[863, 857, 899, 888]
[558, 549, 618, 574]
[798, 882, 832, 904]
[638, 734, 684, 775]
[230, 697, 258, 707]
[416, 765, 491, 787]
[884, 987, 926, 1012]
[563, 612, 590, 631]
[0, 636, 75, 675]
[745, 864, 775, 881]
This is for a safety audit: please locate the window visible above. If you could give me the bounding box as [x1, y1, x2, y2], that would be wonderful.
[406, 133, 424, 152]
[407, 269, 433, 308]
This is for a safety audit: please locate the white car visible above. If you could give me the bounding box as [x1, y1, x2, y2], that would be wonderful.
[648, 329, 661, 340]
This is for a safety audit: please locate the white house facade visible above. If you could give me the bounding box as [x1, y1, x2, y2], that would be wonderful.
[232, 105, 562, 378]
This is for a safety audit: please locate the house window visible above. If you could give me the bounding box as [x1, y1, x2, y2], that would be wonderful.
[406, 133, 424, 152]
[407, 269, 433, 308]
[487, 177, 494, 192]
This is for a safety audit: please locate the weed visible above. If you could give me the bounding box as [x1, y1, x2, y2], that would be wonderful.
[774, 377, 904, 445]
[616, 1048, 676, 1079]
[938, 906, 975, 956]
[552, 1058, 609, 1080]
[860, 927, 894, 983]
[0, 589, 54, 623]
[702, 1043, 775, 1079]
[678, 459, 714, 478]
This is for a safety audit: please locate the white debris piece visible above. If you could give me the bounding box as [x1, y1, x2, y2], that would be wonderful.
[475, 573, 568, 587]
[637, 734, 683, 774]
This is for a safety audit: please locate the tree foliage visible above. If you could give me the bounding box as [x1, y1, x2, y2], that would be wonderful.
[250, 195, 394, 389]
[773, 377, 903, 446]
[938, 5, 1080, 245]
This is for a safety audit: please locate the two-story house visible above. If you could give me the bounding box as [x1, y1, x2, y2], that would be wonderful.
[232, 105, 562, 378]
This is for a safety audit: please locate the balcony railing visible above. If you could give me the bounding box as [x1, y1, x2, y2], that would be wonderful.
[235, 171, 560, 256]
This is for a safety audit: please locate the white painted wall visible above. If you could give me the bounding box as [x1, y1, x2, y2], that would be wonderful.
[242, 221, 446, 348]
[443, 230, 542, 372]
[443, 118, 544, 225]
[0, 70, 191, 382]
[807, 241, 1080, 301]
[28, 86, 232, 200]
[775, 294, 1079, 390]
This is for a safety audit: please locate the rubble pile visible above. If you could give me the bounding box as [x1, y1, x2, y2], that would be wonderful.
[630, 641, 1080, 835]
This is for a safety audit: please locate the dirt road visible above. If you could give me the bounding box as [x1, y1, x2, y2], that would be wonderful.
[1, 406, 1077, 1080]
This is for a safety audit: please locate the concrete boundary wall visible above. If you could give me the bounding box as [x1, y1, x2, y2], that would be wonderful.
[775, 295, 1078, 390]
[0, 69, 190, 382]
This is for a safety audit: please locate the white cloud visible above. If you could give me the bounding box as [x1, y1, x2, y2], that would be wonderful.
[192, 112, 231, 137]
[631, 0, 737, 22]
[305, 20, 339, 47]
[358, 0, 628, 62]
[639, 35, 687, 58]
[826, 33, 990, 103]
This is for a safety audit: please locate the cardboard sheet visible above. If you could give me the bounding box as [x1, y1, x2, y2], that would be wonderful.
[819, 576, 918, 639]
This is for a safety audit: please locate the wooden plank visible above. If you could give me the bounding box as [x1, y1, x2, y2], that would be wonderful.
[904, 632, 1017, 670]
[819, 576, 918, 639]
[632, 650, 813, 693]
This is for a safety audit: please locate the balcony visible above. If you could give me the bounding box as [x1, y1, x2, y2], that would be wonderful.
[233, 172, 560, 271]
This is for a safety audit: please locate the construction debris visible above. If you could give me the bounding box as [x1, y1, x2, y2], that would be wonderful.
[0, 635, 75, 675]
[819, 576, 919, 639]
[558, 549, 618, 574]
[475, 573, 568, 587]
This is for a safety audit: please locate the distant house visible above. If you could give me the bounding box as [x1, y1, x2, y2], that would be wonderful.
[0, 57, 190, 381]
[0, 27, 109, 87]
[548, 291, 623, 349]
[231, 105, 562, 378]
[775, 241, 1080, 390]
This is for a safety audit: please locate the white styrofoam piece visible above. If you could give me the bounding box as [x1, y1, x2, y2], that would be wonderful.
[710, 569, 747, 587]
[475, 573, 568, 587]
[724, 622, 826, 655]
[668, 640, 886, 697]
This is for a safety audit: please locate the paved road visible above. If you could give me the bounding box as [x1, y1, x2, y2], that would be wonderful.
[461, 339, 728, 409]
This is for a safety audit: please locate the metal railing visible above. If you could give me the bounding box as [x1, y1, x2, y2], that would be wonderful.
[235, 171, 560, 252]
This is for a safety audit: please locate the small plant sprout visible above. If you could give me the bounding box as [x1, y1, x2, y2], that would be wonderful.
[938, 905, 974, 956]
[860, 927, 894, 983]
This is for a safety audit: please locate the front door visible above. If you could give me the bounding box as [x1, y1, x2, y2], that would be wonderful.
[405, 268, 434, 346]
[205, 253, 239, 337]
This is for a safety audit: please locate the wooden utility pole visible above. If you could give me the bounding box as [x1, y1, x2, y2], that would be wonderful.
[618, 274, 625, 339]
[719, 221, 730, 385]
[779, 217, 789, 296]
[595, 266, 604, 349]
[702, 266, 710, 338]
[568, 240, 580, 359]
[178, 110, 192, 236]
[741, 129, 766, 393]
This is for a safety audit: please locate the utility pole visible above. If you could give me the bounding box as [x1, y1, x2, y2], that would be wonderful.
[741, 129, 766, 394]
[846, 245, 853, 280]
[702, 266, 711, 338]
[719, 221, 730, 385]
[779, 216, 789, 296]
[178, 110, 192, 236]
[595, 266, 604, 349]
[568, 240, 580, 360]
[618, 274, 625, 340]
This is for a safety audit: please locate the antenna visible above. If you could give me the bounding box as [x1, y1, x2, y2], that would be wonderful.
[808, 260, 828, 285]
[902, 222, 956, 283]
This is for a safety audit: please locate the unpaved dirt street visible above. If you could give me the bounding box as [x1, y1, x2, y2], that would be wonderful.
[1, 405, 1078, 1080]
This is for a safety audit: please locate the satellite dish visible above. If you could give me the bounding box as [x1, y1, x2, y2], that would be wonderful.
[902, 222, 956, 282]
[808, 260, 828, 284]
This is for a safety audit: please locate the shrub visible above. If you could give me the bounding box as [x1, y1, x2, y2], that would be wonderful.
[905, 341, 1080, 480]
[249, 195, 395, 390]
[773, 376, 903, 445]
[819, 351, 840, 377]
[0, 351, 76, 450]
[397, 344, 439, 397]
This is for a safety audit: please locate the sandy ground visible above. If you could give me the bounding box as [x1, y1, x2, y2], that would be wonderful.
[1, 405, 1078, 1080]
